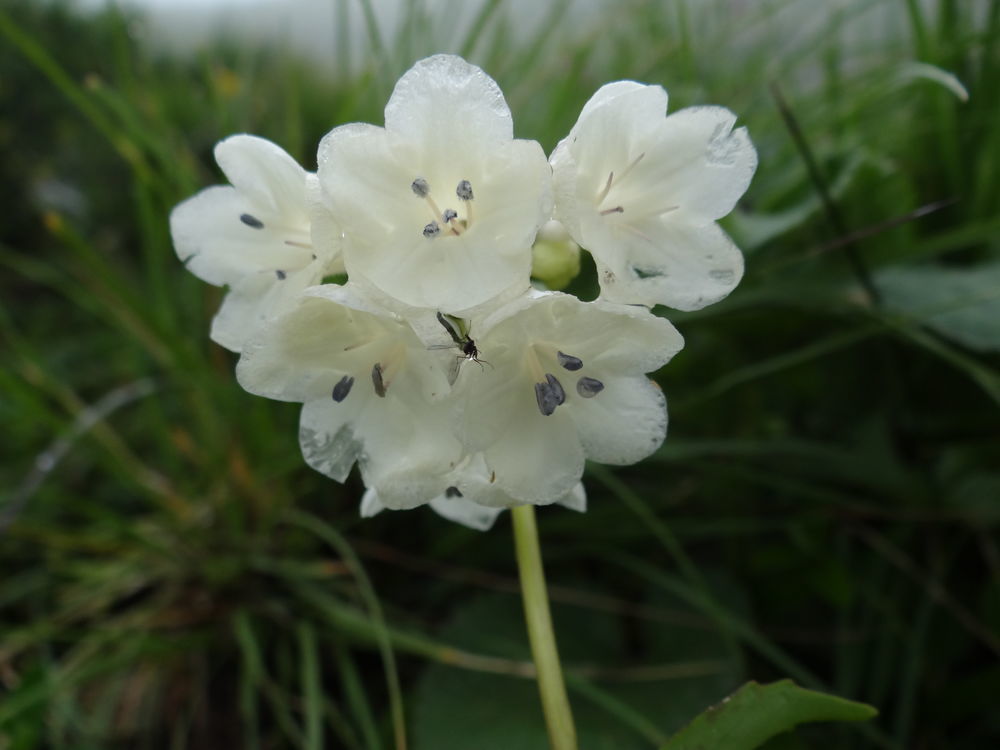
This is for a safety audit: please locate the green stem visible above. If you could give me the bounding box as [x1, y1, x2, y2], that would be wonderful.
[511, 504, 578, 750]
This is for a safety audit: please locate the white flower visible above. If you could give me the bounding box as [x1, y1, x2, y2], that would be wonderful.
[449, 291, 684, 505]
[170, 135, 344, 351]
[550, 81, 757, 310]
[315, 54, 552, 314]
[235, 284, 461, 510]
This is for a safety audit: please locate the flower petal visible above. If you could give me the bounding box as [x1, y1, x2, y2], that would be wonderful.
[428, 495, 504, 531]
[556, 482, 587, 513]
[170, 186, 313, 287]
[595, 221, 744, 310]
[384, 54, 513, 157]
[634, 106, 757, 222]
[299, 396, 364, 483]
[567, 375, 666, 465]
[482, 395, 585, 504]
[214, 134, 309, 220]
[210, 264, 317, 352]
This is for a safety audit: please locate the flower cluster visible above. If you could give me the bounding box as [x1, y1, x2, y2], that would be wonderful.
[171, 55, 755, 530]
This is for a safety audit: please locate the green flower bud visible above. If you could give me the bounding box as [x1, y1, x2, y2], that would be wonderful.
[531, 220, 581, 290]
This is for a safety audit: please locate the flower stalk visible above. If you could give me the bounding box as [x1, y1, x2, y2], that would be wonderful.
[511, 504, 578, 750]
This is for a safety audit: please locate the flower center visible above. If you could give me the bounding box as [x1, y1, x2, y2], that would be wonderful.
[524, 342, 604, 416]
[594, 151, 678, 222]
[237, 211, 317, 279]
[412, 177, 476, 239]
[330, 340, 409, 403]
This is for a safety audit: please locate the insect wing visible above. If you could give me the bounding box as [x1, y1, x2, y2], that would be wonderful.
[446, 354, 463, 386]
[436, 311, 464, 345]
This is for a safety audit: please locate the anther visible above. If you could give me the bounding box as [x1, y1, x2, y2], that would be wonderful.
[423, 221, 441, 238]
[534, 382, 556, 416]
[275, 269, 286, 280]
[445, 486, 463, 498]
[372, 363, 387, 398]
[534, 373, 566, 416]
[442, 208, 458, 223]
[240, 213, 264, 229]
[576, 376, 604, 398]
[546, 373, 566, 406]
[411, 177, 430, 197]
[456, 180, 474, 201]
[557, 351, 583, 371]
[600, 206, 625, 215]
[331, 375, 355, 403]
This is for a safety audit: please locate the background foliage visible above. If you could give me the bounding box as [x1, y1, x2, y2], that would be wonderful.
[1, 0, 998, 748]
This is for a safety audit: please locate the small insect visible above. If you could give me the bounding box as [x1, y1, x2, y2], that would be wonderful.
[434, 311, 490, 384]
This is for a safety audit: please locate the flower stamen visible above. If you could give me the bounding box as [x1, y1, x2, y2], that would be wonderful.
[556, 351, 583, 371]
[596, 152, 646, 212]
[456, 179, 474, 226]
[371, 362, 387, 397]
[576, 376, 604, 398]
[331, 374, 355, 403]
[534, 373, 566, 416]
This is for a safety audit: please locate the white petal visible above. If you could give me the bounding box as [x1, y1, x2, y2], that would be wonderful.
[551, 84, 670, 237]
[556, 482, 587, 513]
[478, 292, 684, 375]
[210, 264, 317, 352]
[568, 376, 667, 465]
[361, 457, 454, 511]
[306, 175, 345, 272]
[170, 186, 313, 287]
[299, 370, 461, 497]
[595, 221, 744, 310]
[576, 81, 668, 127]
[299, 397, 364, 483]
[360, 487, 384, 518]
[429, 495, 504, 531]
[482, 396, 585, 504]
[384, 54, 513, 158]
[439, 453, 515, 509]
[215, 134, 309, 220]
[637, 106, 757, 222]
[236, 286, 451, 404]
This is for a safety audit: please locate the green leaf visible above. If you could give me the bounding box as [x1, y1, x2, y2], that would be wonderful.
[411, 593, 742, 750]
[878, 262, 1000, 352]
[661, 680, 878, 750]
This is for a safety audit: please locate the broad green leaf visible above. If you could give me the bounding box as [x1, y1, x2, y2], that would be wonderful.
[661, 680, 878, 750]
[878, 262, 1000, 352]
[412, 592, 742, 750]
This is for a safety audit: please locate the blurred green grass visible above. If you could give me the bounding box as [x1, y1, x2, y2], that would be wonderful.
[1, 0, 998, 748]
